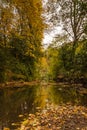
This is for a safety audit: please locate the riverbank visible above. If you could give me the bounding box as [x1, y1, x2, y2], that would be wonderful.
[19, 104, 87, 130]
[0, 80, 87, 91]
[0, 81, 40, 88]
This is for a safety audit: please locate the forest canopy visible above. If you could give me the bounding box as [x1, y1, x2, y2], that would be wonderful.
[0, 0, 44, 82]
[0, 0, 87, 84]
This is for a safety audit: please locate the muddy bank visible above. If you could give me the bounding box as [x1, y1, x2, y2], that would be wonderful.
[0, 81, 40, 88]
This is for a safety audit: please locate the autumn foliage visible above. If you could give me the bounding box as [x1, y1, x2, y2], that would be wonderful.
[0, 0, 44, 82]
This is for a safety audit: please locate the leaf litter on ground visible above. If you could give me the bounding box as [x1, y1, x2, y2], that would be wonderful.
[18, 103, 87, 130]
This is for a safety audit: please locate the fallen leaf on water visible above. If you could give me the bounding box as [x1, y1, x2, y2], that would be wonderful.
[18, 115, 24, 118]
[3, 128, 10, 130]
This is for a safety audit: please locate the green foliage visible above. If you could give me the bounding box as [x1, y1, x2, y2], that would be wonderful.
[47, 39, 87, 82]
[8, 34, 39, 81]
[0, 46, 8, 82]
[58, 43, 73, 71]
[46, 0, 87, 83]
[10, 35, 27, 58]
[47, 46, 60, 79]
[75, 40, 87, 74]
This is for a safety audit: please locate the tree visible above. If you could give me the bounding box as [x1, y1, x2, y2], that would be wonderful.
[46, 0, 87, 68]
[75, 40, 87, 75]
[0, 0, 44, 82]
[0, 3, 14, 47]
[47, 0, 87, 45]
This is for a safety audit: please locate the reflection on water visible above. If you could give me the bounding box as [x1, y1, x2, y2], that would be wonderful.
[0, 85, 38, 130]
[49, 85, 87, 106]
[0, 83, 87, 129]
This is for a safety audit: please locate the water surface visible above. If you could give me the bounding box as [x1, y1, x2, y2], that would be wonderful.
[0, 83, 87, 130]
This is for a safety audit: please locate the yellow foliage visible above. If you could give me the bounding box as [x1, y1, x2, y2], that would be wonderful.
[41, 57, 48, 67]
[0, 0, 44, 61]
[75, 43, 83, 55]
[3, 128, 10, 130]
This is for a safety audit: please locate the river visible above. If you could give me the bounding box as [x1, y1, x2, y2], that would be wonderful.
[0, 82, 87, 130]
